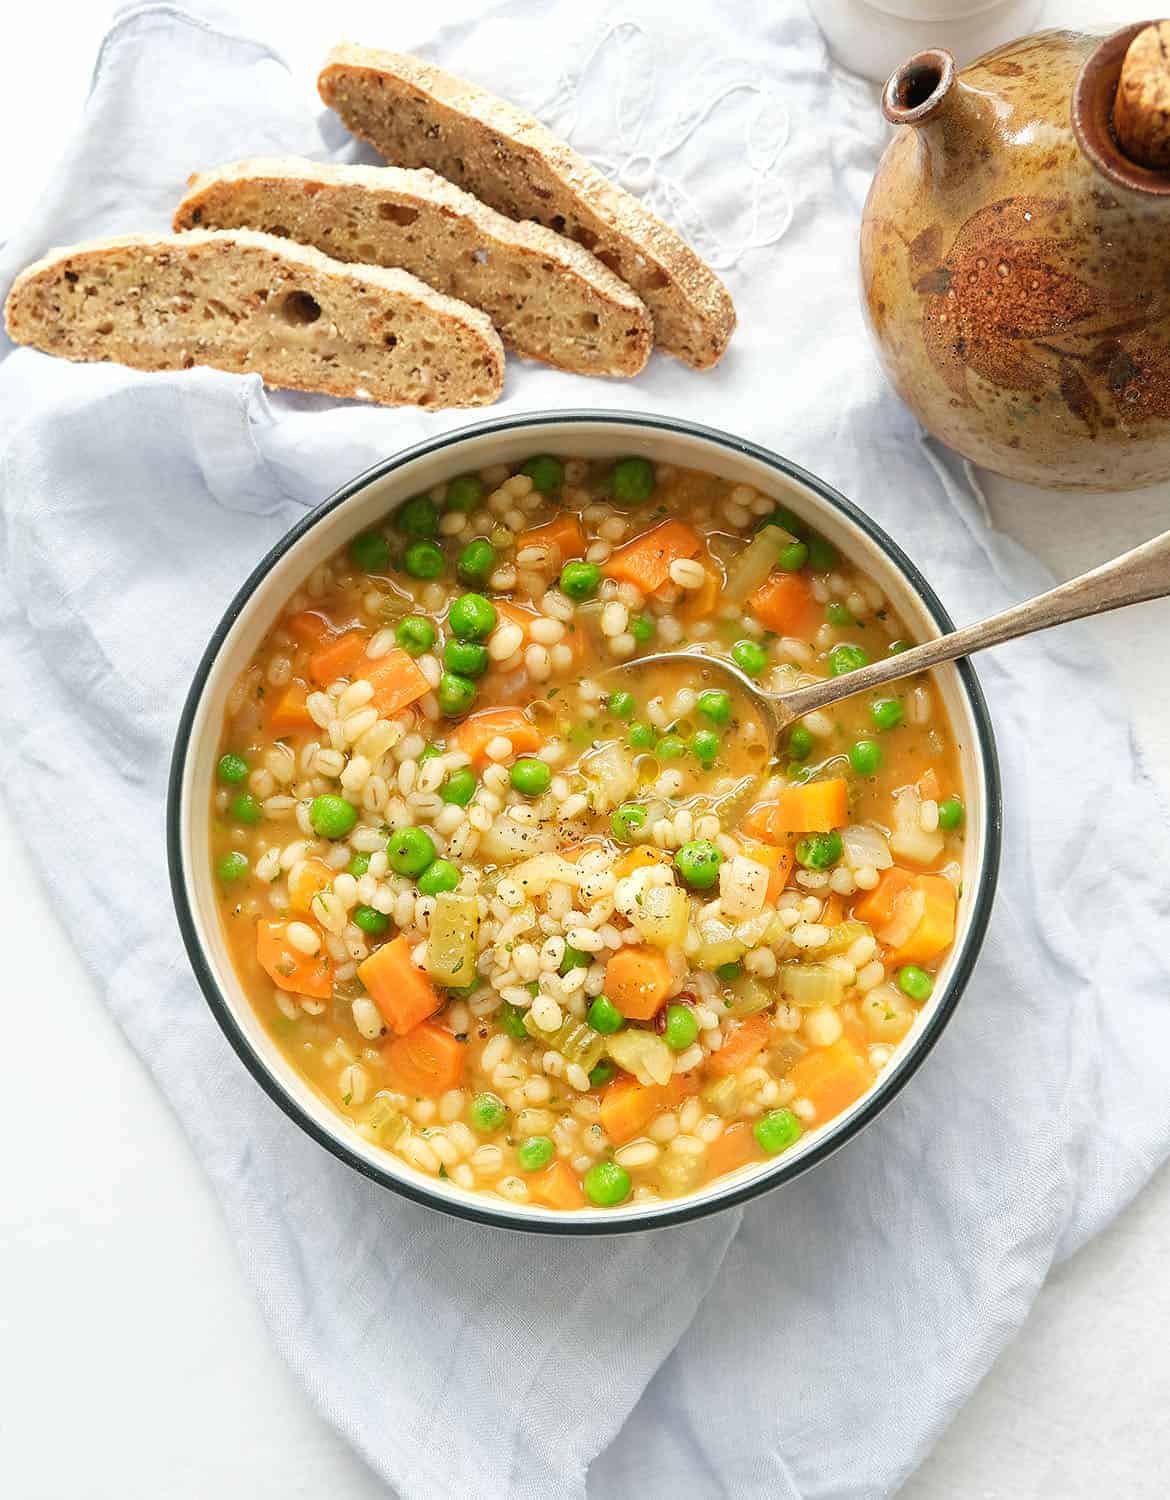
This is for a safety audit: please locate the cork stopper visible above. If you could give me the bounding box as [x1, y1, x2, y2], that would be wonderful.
[1113, 22, 1170, 169]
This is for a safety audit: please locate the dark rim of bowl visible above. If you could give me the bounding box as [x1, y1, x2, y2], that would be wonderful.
[167, 410, 1002, 1237]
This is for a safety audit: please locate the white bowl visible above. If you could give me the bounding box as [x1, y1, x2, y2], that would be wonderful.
[168, 412, 1001, 1234]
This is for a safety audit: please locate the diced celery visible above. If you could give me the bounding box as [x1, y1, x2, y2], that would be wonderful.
[724, 976, 773, 1018]
[818, 919, 871, 956]
[426, 893, 479, 986]
[779, 962, 846, 1008]
[702, 1075, 741, 1117]
[525, 1011, 606, 1073]
[723, 524, 796, 606]
[696, 916, 747, 971]
[360, 1096, 404, 1143]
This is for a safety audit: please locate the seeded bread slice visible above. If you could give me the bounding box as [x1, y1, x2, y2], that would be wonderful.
[317, 43, 736, 370]
[4, 228, 504, 408]
[175, 159, 652, 378]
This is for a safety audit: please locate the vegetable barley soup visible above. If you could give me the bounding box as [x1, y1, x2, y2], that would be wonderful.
[212, 454, 966, 1211]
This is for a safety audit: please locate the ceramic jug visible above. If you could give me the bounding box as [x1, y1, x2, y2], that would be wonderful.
[860, 23, 1170, 490]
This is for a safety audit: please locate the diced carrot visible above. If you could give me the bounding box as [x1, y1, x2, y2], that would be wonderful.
[603, 945, 674, 1020]
[517, 513, 586, 560]
[613, 846, 674, 881]
[706, 1121, 758, 1179]
[495, 599, 540, 633]
[917, 767, 941, 800]
[288, 857, 334, 914]
[266, 681, 314, 736]
[748, 571, 820, 636]
[285, 610, 330, 646]
[605, 519, 702, 593]
[308, 630, 369, 687]
[742, 800, 783, 844]
[599, 1072, 696, 1145]
[453, 706, 542, 765]
[364, 649, 430, 717]
[256, 920, 332, 999]
[384, 1020, 466, 1097]
[820, 893, 845, 928]
[852, 866, 915, 928]
[786, 1036, 872, 1122]
[706, 1013, 771, 1076]
[679, 556, 723, 623]
[528, 1158, 586, 1210]
[742, 839, 794, 902]
[885, 874, 956, 967]
[776, 777, 849, 834]
[358, 934, 440, 1035]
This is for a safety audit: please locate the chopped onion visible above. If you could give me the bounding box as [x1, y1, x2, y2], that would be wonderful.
[606, 1028, 674, 1087]
[581, 741, 637, 812]
[723, 524, 796, 605]
[480, 817, 558, 862]
[842, 823, 893, 872]
[889, 787, 944, 865]
[631, 884, 690, 948]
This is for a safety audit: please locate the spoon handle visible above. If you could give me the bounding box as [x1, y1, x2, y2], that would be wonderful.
[779, 528, 1170, 720]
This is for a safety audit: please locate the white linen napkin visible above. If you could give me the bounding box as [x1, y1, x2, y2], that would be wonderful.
[2, 4, 1168, 1496]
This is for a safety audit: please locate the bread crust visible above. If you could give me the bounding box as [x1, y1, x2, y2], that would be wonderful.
[318, 43, 736, 369]
[4, 228, 505, 408]
[174, 158, 652, 376]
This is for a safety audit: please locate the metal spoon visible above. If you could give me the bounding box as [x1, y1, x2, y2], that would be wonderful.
[610, 528, 1170, 743]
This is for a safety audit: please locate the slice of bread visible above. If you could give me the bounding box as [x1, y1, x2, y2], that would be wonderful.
[175, 159, 653, 378]
[4, 228, 504, 408]
[317, 44, 736, 370]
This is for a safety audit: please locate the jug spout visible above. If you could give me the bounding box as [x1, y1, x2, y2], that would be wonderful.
[881, 49, 996, 185]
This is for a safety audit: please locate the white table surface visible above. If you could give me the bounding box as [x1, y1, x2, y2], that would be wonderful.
[2, 3, 1168, 1496]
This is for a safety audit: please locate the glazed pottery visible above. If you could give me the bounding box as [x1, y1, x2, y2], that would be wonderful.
[861, 24, 1170, 490]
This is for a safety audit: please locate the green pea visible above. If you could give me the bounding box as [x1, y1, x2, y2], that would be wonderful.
[715, 961, 742, 982]
[795, 830, 843, 870]
[664, 1004, 699, 1052]
[470, 1091, 508, 1133]
[588, 1060, 616, 1089]
[778, 540, 809, 572]
[448, 592, 497, 641]
[346, 852, 371, 878]
[229, 792, 262, 826]
[829, 643, 869, 675]
[611, 456, 656, 504]
[441, 768, 477, 806]
[584, 1160, 632, 1206]
[560, 560, 601, 601]
[848, 739, 883, 776]
[350, 531, 390, 573]
[387, 825, 436, 877]
[418, 859, 461, 896]
[938, 796, 965, 831]
[396, 494, 439, 538]
[516, 1136, 556, 1173]
[418, 745, 443, 763]
[403, 540, 444, 579]
[437, 671, 477, 717]
[754, 1108, 803, 1155]
[870, 698, 903, 731]
[560, 944, 591, 975]
[758, 506, 805, 538]
[676, 838, 724, 890]
[732, 639, 768, 677]
[217, 851, 249, 883]
[445, 474, 483, 512]
[500, 1002, 529, 1040]
[217, 752, 249, 785]
[444, 639, 489, 678]
[692, 729, 720, 769]
[898, 964, 934, 1002]
[353, 905, 390, 936]
[396, 616, 436, 656]
[888, 639, 911, 655]
[628, 721, 656, 750]
[587, 996, 624, 1035]
[309, 794, 358, 839]
[697, 689, 731, 726]
[788, 725, 814, 762]
[457, 537, 496, 586]
[629, 614, 655, 644]
[606, 690, 636, 720]
[657, 734, 687, 761]
[826, 601, 853, 626]
[511, 757, 552, 796]
[611, 803, 647, 842]
[521, 455, 563, 493]
[806, 535, 838, 572]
